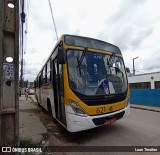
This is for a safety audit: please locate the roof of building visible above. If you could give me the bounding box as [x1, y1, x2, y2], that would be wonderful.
[128, 71, 160, 77]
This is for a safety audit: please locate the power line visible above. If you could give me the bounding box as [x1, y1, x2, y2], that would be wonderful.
[26, 0, 30, 30]
[23, 0, 30, 82]
[24, 72, 38, 75]
[136, 71, 146, 74]
[20, 0, 26, 88]
[24, 0, 30, 54]
[24, 0, 30, 33]
[48, 0, 58, 40]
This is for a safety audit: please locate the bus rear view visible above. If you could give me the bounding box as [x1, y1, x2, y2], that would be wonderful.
[35, 34, 130, 132]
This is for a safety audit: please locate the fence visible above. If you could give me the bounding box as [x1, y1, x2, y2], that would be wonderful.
[130, 89, 160, 107]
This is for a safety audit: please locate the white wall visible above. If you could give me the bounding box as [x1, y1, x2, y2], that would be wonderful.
[128, 72, 160, 89]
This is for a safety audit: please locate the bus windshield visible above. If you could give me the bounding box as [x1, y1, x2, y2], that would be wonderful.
[67, 50, 127, 96]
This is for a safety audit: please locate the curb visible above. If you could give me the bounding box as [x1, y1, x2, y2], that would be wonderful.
[130, 105, 160, 113]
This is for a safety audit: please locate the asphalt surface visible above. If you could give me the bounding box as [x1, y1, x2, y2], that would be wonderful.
[19, 95, 160, 155]
[50, 108, 160, 155]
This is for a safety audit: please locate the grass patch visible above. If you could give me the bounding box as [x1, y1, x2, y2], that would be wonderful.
[20, 137, 41, 147]
[20, 137, 48, 155]
[41, 133, 49, 141]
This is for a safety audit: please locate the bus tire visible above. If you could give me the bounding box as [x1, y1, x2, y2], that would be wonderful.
[35, 94, 40, 107]
[47, 99, 52, 116]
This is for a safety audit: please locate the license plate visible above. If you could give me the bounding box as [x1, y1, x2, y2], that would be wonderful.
[106, 118, 116, 124]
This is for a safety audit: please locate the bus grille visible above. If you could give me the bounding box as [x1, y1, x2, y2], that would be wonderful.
[82, 95, 126, 106]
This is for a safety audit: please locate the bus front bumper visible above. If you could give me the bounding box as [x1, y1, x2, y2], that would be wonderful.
[66, 104, 130, 132]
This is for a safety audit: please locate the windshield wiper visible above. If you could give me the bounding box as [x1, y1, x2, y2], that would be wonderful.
[107, 53, 116, 67]
[76, 47, 88, 68]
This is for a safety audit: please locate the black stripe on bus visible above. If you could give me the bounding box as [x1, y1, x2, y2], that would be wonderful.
[73, 91, 127, 106]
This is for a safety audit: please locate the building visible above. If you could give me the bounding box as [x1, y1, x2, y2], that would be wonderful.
[128, 72, 160, 89]
[128, 72, 160, 107]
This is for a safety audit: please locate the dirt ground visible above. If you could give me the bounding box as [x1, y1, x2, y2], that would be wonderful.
[37, 106, 99, 146]
[36, 105, 110, 155]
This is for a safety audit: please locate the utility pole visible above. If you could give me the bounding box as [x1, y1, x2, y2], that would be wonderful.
[133, 57, 138, 76]
[20, 0, 25, 90]
[0, 0, 19, 147]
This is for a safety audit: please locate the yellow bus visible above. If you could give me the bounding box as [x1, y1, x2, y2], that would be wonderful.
[34, 34, 130, 132]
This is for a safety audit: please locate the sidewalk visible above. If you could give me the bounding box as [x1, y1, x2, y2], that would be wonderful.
[130, 104, 160, 113]
[19, 95, 47, 144]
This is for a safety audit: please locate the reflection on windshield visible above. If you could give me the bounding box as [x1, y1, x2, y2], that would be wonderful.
[67, 50, 127, 96]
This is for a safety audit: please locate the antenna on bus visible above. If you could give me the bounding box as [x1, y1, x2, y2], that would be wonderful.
[48, 0, 58, 40]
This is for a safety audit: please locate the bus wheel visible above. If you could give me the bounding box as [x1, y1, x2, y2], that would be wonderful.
[47, 99, 52, 116]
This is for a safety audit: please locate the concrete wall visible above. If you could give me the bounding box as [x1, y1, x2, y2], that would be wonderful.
[130, 89, 160, 107]
[128, 72, 160, 89]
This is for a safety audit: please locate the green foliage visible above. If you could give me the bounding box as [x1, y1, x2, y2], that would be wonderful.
[126, 67, 130, 73]
[20, 138, 47, 155]
[20, 137, 40, 147]
[41, 133, 49, 141]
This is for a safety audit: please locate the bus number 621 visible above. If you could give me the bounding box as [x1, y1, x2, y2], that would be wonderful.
[96, 107, 106, 114]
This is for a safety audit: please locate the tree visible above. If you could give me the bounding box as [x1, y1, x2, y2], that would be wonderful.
[126, 67, 130, 73]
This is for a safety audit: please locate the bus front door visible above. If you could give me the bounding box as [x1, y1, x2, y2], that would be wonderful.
[53, 61, 66, 125]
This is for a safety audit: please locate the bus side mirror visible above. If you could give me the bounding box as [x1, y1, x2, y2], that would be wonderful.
[57, 47, 65, 64]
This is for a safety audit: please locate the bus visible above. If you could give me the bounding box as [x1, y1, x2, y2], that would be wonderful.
[34, 34, 130, 132]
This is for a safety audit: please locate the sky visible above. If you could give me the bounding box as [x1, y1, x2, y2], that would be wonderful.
[23, 0, 160, 82]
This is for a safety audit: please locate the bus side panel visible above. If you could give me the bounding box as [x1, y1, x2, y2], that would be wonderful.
[41, 86, 48, 110]
[48, 85, 56, 118]
[35, 87, 39, 103]
[38, 87, 42, 106]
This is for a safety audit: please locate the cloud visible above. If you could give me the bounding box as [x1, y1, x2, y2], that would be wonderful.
[24, 0, 160, 81]
[97, 0, 155, 51]
[94, 0, 160, 75]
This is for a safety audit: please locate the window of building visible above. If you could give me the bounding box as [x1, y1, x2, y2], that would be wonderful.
[129, 82, 151, 89]
[155, 81, 160, 89]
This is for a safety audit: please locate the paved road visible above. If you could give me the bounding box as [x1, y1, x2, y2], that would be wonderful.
[37, 106, 160, 154]
[79, 108, 160, 146]
[25, 96, 160, 154]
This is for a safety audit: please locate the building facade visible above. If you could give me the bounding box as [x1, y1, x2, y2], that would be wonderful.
[128, 72, 160, 89]
[128, 72, 160, 107]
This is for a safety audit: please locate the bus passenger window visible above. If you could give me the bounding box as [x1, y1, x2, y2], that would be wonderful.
[59, 64, 64, 95]
[46, 60, 51, 83]
[39, 75, 41, 87]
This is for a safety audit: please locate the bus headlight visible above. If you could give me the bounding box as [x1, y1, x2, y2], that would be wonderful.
[69, 100, 88, 117]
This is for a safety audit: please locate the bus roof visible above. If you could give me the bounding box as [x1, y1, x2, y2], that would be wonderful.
[35, 34, 122, 79]
[63, 34, 121, 54]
